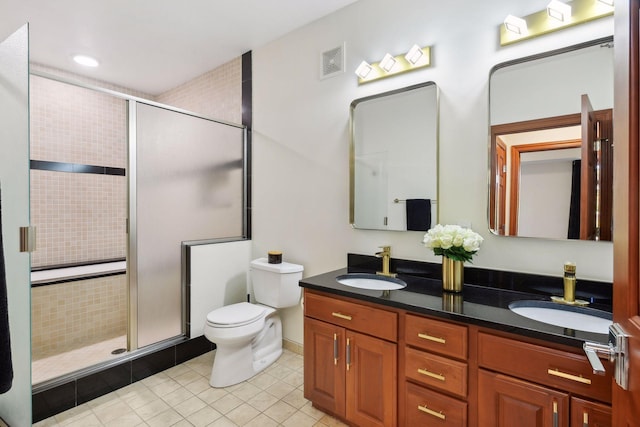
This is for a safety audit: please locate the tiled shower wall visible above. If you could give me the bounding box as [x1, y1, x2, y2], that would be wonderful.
[29, 74, 129, 268]
[29, 59, 243, 357]
[155, 57, 242, 123]
[31, 274, 127, 360]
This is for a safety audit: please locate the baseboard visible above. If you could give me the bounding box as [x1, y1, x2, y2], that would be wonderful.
[282, 339, 303, 355]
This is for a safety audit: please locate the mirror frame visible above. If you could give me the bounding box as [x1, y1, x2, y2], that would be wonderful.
[487, 36, 613, 242]
[349, 81, 439, 230]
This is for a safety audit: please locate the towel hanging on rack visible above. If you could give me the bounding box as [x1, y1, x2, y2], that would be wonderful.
[405, 199, 431, 232]
[0, 182, 13, 394]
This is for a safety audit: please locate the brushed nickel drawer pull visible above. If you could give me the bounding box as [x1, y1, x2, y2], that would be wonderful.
[547, 368, 592, 385]
[417, 368, 446, 382]
[418, 333, 446, 344]
[332, 312, 352, 321]
[418, 404, 446, 420]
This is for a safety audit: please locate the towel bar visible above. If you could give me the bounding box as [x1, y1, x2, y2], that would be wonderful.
[394, 198, 437, 204]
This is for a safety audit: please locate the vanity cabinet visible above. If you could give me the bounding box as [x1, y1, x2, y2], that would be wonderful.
[301, 286, 612, 427]
[478, 369, 570, 426]
[401, 313, 469, 426]
[303, 290, 398, 427]
[570, 397, 612, 427]
[477, 332, 612, 427]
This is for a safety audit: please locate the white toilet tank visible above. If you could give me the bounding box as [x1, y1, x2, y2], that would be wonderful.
[250, 258, 303, 308]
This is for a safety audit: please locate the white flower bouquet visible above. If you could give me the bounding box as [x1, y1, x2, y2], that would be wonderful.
[423, 224, 484, 263]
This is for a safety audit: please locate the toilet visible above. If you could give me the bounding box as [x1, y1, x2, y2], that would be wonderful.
[203, 258, 303, 387]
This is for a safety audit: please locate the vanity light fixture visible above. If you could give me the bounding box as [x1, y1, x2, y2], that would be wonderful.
[379, 53, 397, 72]
[405, 44, 425, 65]
[73, 54, 99, 67]
[356, 44, 431, 85]
[500, 0, 613, 46]
[547, 0, 572, 22]
[504, 15, 528, 34]
[355, 61, 373, 79]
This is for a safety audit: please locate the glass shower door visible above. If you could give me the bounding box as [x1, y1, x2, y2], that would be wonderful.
[0, 24, 32, 425]
[130, 101, 246, 349]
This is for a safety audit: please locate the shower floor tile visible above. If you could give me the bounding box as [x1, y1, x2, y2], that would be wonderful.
[33, 335, 128, 384]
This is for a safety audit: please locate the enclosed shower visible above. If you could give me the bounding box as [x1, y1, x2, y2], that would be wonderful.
[29, 66, 247, 386]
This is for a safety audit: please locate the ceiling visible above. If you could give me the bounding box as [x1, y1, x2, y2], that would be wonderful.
[0, 0, 358, 95]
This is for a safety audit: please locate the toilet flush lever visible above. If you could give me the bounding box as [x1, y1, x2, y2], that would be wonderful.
[583, 323, 629, 390]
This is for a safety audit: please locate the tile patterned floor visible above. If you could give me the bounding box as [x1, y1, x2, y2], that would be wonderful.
[33, 336, 128, 384]
[34, 349, 348, 427]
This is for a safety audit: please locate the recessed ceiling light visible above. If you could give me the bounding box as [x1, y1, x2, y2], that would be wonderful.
[73, 55, 99, 67]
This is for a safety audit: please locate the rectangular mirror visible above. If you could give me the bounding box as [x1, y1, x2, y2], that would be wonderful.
[489, 37, 613, 241]
[350, 82, 438, 231]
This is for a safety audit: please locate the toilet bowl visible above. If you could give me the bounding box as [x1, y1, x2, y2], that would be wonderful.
[204, 302, 280, 387]
[203, 258, 303, 388]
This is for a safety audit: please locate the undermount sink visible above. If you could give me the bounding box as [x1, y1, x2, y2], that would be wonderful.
[336, 273, 407, 291]
[509, 300, 612, 334]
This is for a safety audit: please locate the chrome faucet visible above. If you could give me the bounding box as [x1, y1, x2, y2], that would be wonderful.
[375, 246, 396, 278]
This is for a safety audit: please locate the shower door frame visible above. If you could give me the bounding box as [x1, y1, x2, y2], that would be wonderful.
[29, 69, 249, 354]
[127, 100, 248, 351]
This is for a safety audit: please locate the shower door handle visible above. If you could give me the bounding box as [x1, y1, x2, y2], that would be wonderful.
[19, 226, 36, 252]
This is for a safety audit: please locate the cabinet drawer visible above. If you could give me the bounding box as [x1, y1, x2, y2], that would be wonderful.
[405, 313, 467, 359]
[304, 290, 397, 342]
[405, 381, 467, 427]
[478, 332, 612, 403]
[405, 347, 467, 397]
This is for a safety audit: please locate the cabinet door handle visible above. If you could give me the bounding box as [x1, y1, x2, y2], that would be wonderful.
[583, 412, 588, 427]
[552, 401, 558, 427]
[417, 368, 446, 382]
[547, 368, 592, 385]
[346, 338, 351, 371]
[332, 312, 352, 321]
[418, 404, 446, 420]
[333, 333, 338, 365]
[417, 333, 446, 344]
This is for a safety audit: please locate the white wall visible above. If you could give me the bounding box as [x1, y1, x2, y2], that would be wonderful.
[189, 240, 252, 339]
[252, 0, 614, 345]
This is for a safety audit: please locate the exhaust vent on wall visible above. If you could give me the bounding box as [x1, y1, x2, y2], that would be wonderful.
[320, 43, 345, 79]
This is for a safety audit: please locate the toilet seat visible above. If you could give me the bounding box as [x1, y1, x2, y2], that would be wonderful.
[206, 302, 266, 328]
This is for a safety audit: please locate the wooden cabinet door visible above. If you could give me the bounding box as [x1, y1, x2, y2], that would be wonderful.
[303, 317, 346, 418]
[479, 370, 569, 427]
[570, 397, 611, 427]
[346, 330, 397, 427]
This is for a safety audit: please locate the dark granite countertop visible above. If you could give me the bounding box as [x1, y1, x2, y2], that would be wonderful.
[299, 262, 613, 349]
